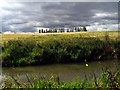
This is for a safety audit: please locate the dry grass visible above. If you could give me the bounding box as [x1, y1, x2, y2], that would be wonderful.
[1, 31, 119, 42]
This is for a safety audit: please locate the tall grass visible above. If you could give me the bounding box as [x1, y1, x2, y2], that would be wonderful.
[2, 70, 120, 88]
[1, 32, 120, 67]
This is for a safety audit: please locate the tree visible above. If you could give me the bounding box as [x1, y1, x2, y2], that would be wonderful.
[83, 26, 87, 31]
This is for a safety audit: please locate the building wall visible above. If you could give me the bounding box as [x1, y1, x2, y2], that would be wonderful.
[36, 27, 49, 33]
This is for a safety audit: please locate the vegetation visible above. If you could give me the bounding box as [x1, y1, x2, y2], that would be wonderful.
[2, 70, 120, 88]
[83, 26, 87, 31]
[1, 31, 120, 89]
[1, 31, 120, 67]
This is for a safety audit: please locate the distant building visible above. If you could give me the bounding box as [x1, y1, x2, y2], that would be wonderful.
[35, 25, 86, 33]
[36, 27, 50, 33]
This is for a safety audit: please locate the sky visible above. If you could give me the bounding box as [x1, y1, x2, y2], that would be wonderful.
[0, 1, 119, 32]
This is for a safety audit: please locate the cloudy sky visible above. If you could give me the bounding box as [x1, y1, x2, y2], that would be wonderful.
[0, 1, 118, 32]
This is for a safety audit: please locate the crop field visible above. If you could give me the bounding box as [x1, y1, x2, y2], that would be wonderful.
[1, 31, 119, 42]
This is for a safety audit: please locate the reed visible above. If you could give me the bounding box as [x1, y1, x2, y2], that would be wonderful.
[2, 70, 120, 88]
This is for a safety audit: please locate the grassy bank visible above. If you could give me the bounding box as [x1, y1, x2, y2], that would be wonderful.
[2, 70, 120, 88]
[1, 31, 120, 67]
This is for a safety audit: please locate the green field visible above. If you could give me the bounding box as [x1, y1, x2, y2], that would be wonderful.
[1, 31, 120, 67]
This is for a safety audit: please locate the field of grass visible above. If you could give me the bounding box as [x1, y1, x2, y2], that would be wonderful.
[0, 31, 120, 67]
[1, 31, 119, 42]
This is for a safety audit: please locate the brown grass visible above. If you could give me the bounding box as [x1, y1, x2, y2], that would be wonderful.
[1, 31, 119, 42]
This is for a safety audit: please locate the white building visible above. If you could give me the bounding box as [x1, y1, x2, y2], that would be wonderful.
[36, 27, 50, 33]
[35, 25, 86, 33]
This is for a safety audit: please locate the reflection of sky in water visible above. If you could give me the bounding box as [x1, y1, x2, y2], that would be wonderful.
[3, 60, 120, 82]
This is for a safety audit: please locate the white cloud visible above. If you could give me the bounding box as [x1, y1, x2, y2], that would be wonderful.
[0, 0, 9, 8]
[1, 1, 23, 9]
[87, 24, 118, 31]
[93, 12, 117, 19]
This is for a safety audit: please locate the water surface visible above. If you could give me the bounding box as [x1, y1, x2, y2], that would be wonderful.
[3, 60, 120, 82]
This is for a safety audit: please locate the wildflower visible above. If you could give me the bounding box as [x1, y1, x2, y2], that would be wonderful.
[86, 64, 88, 67]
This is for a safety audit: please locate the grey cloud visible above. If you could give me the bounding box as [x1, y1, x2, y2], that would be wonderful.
[1, 2, 118, 32]
[3, 19, 27, 25]
[41, 2, 118, 27]
[2, 23, 36, 32]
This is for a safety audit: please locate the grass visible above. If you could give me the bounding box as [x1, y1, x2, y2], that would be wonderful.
[1, 31, 120, 67]
[2, 69, 120, 88]
[1, 31, 119, 42]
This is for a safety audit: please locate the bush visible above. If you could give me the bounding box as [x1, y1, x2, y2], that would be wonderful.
[1, 34, 120, 67]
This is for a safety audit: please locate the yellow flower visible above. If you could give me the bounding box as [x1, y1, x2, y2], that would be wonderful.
[86, 64, 88, 67]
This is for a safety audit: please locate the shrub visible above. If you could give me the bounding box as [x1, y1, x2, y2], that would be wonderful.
[1, 34, 120, 67]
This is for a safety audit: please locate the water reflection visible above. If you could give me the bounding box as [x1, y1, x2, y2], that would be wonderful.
[2, 60, 120, 82]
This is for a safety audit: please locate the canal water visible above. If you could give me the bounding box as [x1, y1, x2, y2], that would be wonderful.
[2, 60, 120, 82]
